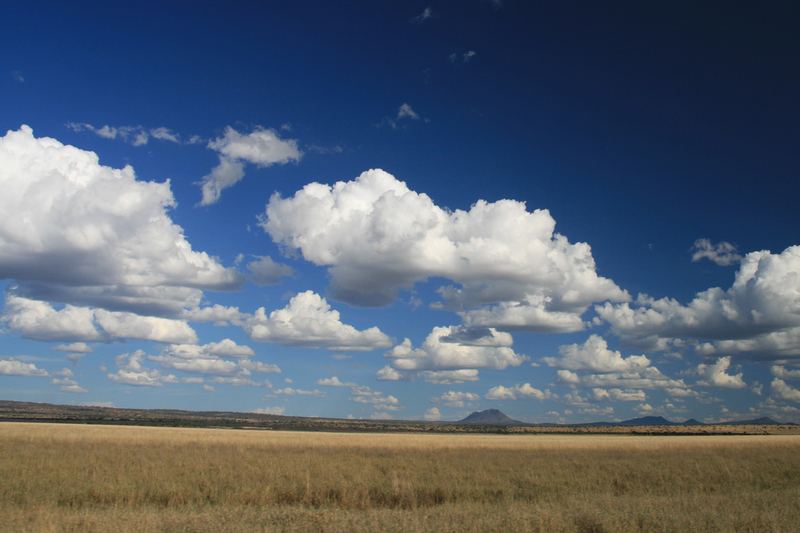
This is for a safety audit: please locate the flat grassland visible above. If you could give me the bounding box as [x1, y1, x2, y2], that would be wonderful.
[2, 423, 799, 532]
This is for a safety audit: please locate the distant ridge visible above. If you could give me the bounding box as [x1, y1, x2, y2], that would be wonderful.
[579, 416, 792, 426]
[452, 410, 793, 427]
[577, 415, 676, 426]
[460, 409, 524, 425]
[617, 416, 675, 426]
[580, 416, 695, 426]
[720, 417, 782, 425]
[1, 400, 794, 427]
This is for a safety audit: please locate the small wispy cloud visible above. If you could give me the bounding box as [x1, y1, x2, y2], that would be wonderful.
[149, 127, 180, 143]
[316, 376, 401, 413]
[410, 7, 433, 25]
[377, 103, 422, 129]
[11, 71, 24, 83]
[66, 123, 184, 147]
[449, 51, 476, 64]
[397, 103, 419, 120]
[252, 406, 286, 415]
[197, 126, 302, 206]
[691, 239, 742, 266]
[305, 144, 343, 155]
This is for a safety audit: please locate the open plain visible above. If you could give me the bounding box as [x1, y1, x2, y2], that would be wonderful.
[2, 422, 799, 532]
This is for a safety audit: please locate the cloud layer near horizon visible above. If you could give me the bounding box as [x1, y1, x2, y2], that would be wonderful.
[3, 126, 800, 422]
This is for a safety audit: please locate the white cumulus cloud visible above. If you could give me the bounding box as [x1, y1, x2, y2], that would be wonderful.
[94, 308, 198, 344]
[590, 388, 646, 402]
[1, 295, 198, 344]
[147, 340, 278, 378]
[315, 376, 356, 387]
[436, 390, 482, 407]
[261, 169, 628, 334]
[597, 246, 800, 359]
[243, 291, 392, 351]
[202, 339, 256, 358]
[771, 365, 800, 380]
[164, 339, 255, 359]
[0, 358, 50, 377]
[2, 296, 106, 342]
[692, 357, 746, 389]
[180, 304, 249, 324]
[424, 407, 441, 421]
[107, 350, 177, 387]
[770, 378, 800, 402]
[547, 335, 687, 390]
[542, 334, 651, 374]
[52, 377, 88, 393]
[420, 369, 480, 384]
[273, 387, 325, 397]
[107, 344, 278, 389]
[485, 383, 554, 401]
[383, 325, 527, 373]
[52, 342, 93, 353]
[0, 126, 244, 343]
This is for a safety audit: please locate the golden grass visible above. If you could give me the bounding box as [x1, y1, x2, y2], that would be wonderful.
[2, 422, 799, 532]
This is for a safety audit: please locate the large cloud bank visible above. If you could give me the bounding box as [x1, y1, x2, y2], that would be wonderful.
[0, 126, 243, 343]
[597, 246, 800, 359]
[544, 335, 687, 391]
[3, 295, 199, 343]
[262, 169, 629, 333]
[107, 339, 279, 388]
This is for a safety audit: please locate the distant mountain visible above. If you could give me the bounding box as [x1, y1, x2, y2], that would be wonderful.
[577, 416, 792, 427]
[720, 417, 783, 425]
[616, 416, 676, 426]
[578, 416, 703, 427]
[577, 416, 674, 426]
[459, 413, 795, 427]
[3, 399, 792, 429]
[460, 409, 525, 425]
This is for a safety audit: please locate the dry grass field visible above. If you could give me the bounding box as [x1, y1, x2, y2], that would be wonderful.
[1, 422, 799, 532]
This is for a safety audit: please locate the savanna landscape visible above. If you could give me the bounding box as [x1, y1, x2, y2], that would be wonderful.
[2, 403, 799, 532]
[4, 4, 800, 532]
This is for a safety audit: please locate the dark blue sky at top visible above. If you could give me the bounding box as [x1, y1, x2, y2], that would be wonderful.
[5, 0, 798, 304]
[2, 1, 800, 420]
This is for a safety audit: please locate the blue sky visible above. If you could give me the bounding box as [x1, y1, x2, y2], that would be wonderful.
[2, 1, 800, 423]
